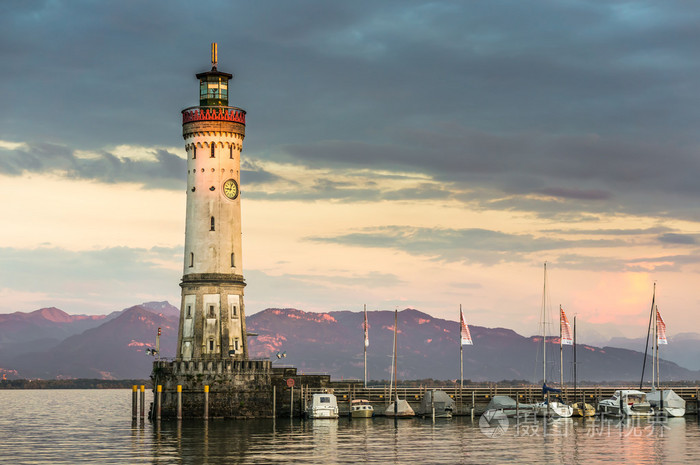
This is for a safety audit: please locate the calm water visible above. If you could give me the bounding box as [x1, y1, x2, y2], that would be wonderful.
[1, 390, 699, 464]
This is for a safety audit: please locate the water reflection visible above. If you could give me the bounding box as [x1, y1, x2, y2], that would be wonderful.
[1, 390, 700, 464]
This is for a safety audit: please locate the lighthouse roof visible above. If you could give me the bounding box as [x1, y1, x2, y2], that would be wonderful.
[196, 67, 233, 80]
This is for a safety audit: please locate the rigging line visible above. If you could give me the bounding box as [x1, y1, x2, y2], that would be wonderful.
[639, 282, 656, 390]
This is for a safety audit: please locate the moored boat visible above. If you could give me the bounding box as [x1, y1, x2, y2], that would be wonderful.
[571, 402, 595, 417]
[598, 390, 652, 417]
[417, 390, 455, 418]
[647, 389, 685, 417]
[533, 263, 573, 418]
[385, 399, 415, 418]
[350, 399, 374, 418]
[307, 393, 339, 419]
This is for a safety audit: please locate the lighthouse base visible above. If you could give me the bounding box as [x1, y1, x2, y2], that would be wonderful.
[150, 360, 334, 419]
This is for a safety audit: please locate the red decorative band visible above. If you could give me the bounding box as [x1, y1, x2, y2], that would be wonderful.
[182, 107, 246, 125]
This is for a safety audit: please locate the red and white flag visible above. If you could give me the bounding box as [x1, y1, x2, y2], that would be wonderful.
[657, 308, 668, 345]
[560, 307, 573, 346]
[364, 307, 369, 348]
[460, 307, 473, 345]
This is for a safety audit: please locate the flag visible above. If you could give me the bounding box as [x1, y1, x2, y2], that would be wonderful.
[364, 308, 369, 348]
[460, 307, 473, 345]
[657, 308, 668, 345]
[560, 307, 573, 346]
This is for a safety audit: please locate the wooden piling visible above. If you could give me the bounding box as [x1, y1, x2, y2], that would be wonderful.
[132, 385, 138, 419]
[272, 386, 276, 417]
[290, 385, 294, 419]
[177, 385, 182, 420]
[204, 385, 209, 420]
[156, 385, 162, 421]
[140, 385, 145, 419]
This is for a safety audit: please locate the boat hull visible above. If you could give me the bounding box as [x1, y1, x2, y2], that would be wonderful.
[572, 402, 595, 417]
[534, 401, 573, 418]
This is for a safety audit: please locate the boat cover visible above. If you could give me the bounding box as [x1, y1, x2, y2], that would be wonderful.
[417, 390, 455, 415]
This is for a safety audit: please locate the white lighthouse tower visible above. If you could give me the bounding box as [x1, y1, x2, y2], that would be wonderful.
[176, 43, 248, 362]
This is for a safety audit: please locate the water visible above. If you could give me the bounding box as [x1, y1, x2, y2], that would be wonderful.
[1, 390, 699, 464]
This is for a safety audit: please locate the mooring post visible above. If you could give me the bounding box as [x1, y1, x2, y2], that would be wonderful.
[156, 385, 162, 421]
[470, 391, 475, 420]
[290, 385, 294, 419]
[132, 385, 138, 419]
[204, 385, 209, 420]
[140, 385, 145, 419]
[177, 385, 182, 420]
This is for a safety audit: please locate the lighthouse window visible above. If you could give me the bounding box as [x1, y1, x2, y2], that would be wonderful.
[209, 339, 215, 351]
[231, 253, 235, 267]
[193, 147, 196, 159]
[231, 304, 237, 316]
[234, 339, 239, 351]
[189, 252, 194, 267]
[211, 145, 215, 158]
[186, 305, 192, 318]
[208, 305, 215, 318]
[210, 216, 215, 231]
[229, 146, 233, 159]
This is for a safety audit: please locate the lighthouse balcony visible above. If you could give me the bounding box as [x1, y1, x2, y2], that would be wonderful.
[182, 106, 246, 125]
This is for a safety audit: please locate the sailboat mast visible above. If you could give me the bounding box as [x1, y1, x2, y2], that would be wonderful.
[394, 308, 398, 399]
[364, 304, 367, 389]
[542, 262, 547, 385]
[573, 316, 577, 400]
[460, 304, 464, 390]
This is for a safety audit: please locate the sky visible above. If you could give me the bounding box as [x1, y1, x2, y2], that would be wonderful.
[2, 0, 700, 344]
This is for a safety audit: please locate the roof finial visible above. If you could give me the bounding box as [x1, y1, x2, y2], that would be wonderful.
[211, 43, 218, 69]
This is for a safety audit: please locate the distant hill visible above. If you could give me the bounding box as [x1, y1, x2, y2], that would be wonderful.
[246, 308, 700, 383]
[1, 303, 699, 382]
[2, 303, 178, 379]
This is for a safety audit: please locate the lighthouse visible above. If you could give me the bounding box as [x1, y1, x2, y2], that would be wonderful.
[176, 43, 249, 362]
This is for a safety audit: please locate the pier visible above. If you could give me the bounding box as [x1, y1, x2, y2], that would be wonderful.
[144, 361, 700, 419]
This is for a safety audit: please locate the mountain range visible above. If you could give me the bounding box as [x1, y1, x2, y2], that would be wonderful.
[1, 302, 698, 382]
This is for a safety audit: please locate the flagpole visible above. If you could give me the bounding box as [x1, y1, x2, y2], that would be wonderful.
[655, 305, 659, 389]
[460, 304, 463, 391]
[560, 305, 563, 390]
[364, 304, 367, 389]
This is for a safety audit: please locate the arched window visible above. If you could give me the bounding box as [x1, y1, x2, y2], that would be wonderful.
[210, 216, 215, 231]
[210, 144, 215, 158]
[231, 252, 235, 267]
[189, 252, 194, 267]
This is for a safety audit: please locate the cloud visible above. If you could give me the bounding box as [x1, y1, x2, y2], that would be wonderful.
[0, 143, 185, 189]
[0, 246, 181, 314]
[308, 226, 625, 265]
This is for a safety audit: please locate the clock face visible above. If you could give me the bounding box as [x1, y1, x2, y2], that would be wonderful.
[223, 179, 239, 199]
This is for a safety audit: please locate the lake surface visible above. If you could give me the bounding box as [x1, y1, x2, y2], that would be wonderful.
[1, 389, 699, 464]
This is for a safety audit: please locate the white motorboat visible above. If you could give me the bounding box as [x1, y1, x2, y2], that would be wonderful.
[307, 393, 339, 419]
[598, 390, 653, 417]
[350, 399, 374, 418]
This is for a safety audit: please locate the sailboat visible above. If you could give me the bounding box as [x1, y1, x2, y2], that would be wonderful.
[643, 285, 685, 417]
[570, 315, 595, 417]
[533, 263, 573, 418]
[385, 309, 415, 418]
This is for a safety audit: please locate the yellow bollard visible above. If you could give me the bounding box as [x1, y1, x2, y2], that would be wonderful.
[204, 385, 209, 420]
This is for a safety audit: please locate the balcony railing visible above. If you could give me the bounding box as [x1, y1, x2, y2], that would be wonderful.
[182, 106, 246, 125]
